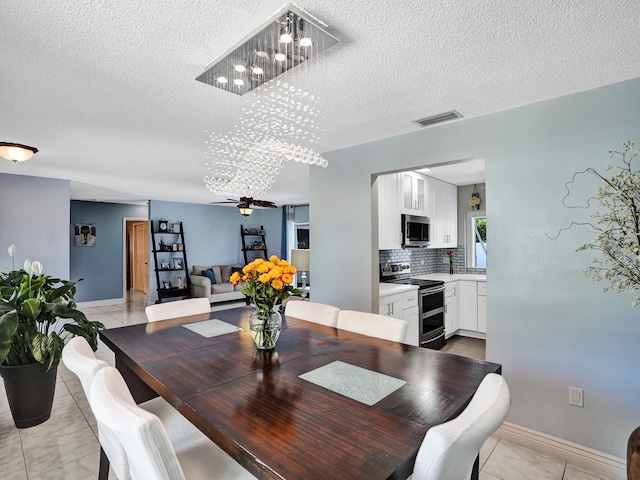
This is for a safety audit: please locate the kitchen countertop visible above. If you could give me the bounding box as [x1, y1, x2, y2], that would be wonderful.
[411, 273, 487, 282]
[379, 283, 419, 296]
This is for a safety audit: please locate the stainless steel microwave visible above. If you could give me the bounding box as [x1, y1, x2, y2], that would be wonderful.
[402, 214, 430, 248]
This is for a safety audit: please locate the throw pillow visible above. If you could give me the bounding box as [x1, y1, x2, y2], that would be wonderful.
[202, 268, 216, 284]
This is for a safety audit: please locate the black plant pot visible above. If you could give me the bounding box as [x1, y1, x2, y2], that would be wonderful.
[0, 362, 57, 428]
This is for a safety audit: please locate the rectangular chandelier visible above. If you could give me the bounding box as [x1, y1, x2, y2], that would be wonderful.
[196, 3, 339, 95]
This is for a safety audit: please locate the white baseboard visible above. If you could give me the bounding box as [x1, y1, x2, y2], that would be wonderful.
[77, 298, 126, 308]
[496, 422, 626, 480]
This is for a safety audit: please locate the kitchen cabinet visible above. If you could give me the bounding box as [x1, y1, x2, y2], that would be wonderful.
[444, 281, 459, 337]
[429, 178, 458, 248]
[379, 293, 402, 320]
[402, 290, 419, 346]
[458, 280, 478, 331]
[477, 281, 487, 333]
[379, 288, 419, 346]
[399, 171, 431, 217]
[377, 173, 402, 250]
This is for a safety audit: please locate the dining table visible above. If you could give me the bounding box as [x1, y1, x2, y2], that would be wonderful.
[98, 306, 501, 480]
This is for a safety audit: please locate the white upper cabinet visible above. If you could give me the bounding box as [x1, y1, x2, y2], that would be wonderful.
[428, 177, 457, 249]
[377, 173, 402, 250]
[399, 172, 430, 217]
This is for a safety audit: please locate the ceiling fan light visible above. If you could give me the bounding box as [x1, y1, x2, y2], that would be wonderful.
[238, 206, 253, 217]
[0, 142, 38, 163]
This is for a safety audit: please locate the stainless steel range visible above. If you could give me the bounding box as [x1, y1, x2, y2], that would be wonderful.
[380, 262, 446, 349]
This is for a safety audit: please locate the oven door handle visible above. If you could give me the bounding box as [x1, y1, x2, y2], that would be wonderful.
[419, 285, 445, 296]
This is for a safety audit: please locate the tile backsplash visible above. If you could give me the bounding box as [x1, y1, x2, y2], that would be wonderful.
[379, 247, 486, 276]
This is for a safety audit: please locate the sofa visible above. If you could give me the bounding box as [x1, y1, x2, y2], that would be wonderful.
[190, 264, 246, 304]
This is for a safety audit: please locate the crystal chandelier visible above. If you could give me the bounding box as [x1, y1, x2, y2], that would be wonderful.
[200, 4, 336, 199]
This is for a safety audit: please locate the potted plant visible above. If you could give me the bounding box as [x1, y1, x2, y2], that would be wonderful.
[0, 245, 103, 428]
[550, 141, 640, 478]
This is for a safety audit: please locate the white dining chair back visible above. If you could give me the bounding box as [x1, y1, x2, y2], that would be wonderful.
[285, 300, 340, 327]
[337, 310, 408, 343]
[412, 373, 510, 480]
[91, 366, 256, 480]
[145, 297, 211, 322]
[62, 337, 208, 479]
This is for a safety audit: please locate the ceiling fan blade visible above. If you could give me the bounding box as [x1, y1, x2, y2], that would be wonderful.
[251, 199, 277, 208]
[209, 201, 239, 205]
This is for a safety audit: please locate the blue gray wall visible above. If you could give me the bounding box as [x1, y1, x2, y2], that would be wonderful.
[0, 173, 70, 279]
[311, 78, 640, 457]
[148, 200, 283, 303]
[70, 201, 148, 302]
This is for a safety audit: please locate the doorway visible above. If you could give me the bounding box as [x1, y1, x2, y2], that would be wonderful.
[125, 219, 149, 294]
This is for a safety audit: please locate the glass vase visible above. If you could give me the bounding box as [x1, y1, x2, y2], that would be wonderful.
[249, 307, 282, 350]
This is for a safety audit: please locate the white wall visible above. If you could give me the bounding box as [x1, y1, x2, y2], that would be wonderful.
[0, 173, 70, 279]
[310, 78, 640, 457]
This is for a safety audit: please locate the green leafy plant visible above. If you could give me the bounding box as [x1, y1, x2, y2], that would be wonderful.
[550, 140, 640, 306]
[0, 246, 103, 368]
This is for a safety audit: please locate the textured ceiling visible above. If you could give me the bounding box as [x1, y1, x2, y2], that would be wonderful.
[1, 0, 640, 205]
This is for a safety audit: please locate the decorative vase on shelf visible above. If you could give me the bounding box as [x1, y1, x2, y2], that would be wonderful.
[449, 262, 454, 275]
[249, 306, 282, 350]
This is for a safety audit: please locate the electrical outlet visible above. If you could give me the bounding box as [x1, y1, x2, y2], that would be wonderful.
[442, 256, 449, 264]
[569, 387, 584, 407]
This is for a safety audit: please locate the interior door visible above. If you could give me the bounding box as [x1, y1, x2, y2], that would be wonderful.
[132, 222, 148, 294]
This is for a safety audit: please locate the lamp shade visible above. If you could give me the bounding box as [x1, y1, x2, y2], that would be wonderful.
[0, 142, 38, 163]
[238, 206, 253, 217]
[291, 249, 310, 271]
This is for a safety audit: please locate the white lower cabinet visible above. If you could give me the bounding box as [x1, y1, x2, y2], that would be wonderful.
[379, 293, 402, 319]
[477, 282, 487, 333]
[379, 289, 419, 346]
[444, 282, 458, 337]
[402, 290, 419, 346]
[458, 280, 478, 331]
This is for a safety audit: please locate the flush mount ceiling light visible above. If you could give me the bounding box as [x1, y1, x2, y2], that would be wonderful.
[196, 3, 339, 95]
[0, 142, 38, 163]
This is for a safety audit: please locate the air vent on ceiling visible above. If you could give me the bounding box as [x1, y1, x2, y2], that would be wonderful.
[413, 110, 463, 128]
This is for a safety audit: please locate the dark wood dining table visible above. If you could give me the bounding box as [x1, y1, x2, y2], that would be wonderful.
[99, 306, 501, 480]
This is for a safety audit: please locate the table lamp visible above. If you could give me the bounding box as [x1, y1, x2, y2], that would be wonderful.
[291, 249, 310, 298]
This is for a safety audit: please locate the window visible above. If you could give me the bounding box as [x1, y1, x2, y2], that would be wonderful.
[467, 211, 486, 268]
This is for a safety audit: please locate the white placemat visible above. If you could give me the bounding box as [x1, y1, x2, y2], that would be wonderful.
[182, 319, 241, 338]
[299, 360, 406, 406]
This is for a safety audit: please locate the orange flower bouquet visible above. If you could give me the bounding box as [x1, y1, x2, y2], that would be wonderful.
[230, 255, 300, 349]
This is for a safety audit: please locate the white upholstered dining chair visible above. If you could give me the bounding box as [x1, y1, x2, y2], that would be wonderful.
[145, 297, 211, 322]
[91, 366, 256, 480]
[62, 337, 205, 478]
[411, 373, 510, 480]
[284, 300, 340, 327]
[336, 310, 408, 343]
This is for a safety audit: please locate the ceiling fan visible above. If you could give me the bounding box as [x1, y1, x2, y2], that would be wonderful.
[210, 197, 277, 217]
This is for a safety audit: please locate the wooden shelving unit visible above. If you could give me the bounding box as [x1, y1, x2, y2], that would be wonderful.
[241, 225, 268, 263]
[151, 220, 191, 303]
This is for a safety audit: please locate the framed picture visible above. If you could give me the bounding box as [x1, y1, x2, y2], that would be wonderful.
[177, 276, 183, 289]
[172, 223, 181, 233]
[162, 280, 172, 289]
[177, 243, 184, 251]
[74, 223, 96, 247]
[160, 262, 170, 270]
[172, 243, 178, 251]
[173, 257, 184, 270]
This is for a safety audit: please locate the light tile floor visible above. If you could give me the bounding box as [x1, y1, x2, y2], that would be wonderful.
[0, 293, 612, 479]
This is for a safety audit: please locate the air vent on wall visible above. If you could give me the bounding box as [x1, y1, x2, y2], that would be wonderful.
[413, 110, 463, 128]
